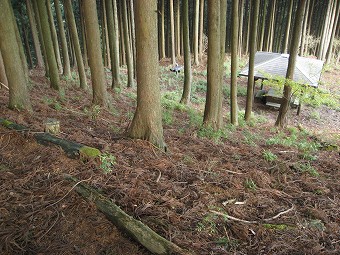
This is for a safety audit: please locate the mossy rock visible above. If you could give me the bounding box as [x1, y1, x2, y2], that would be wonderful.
[79, 146, 101, 159]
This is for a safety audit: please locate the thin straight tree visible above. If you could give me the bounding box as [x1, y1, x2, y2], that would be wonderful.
[160, 0, 166, 59]
[230, 0, 239, 125]
[105, 0, 120, 89]
[199, 0, 204, 61]
[83, 0, 107, 106]
[0, 0, 31, 110]
[46, 0, 62, 71]
[275, 0, 306, 127]
[63, 0, 87, 89]
[203, 0, 222, 129]
[283, 0, 294, 53]
[54, 0, 71, 78]
[245, 0, 260, 122]
[325, 0, 340, 64]
[180, 0, 192, 104]
[193, 0, 200, 65]
[26, 0, 44, 68]
[170, 0, 176, 65]
[128, 0, 165, 150]
[37, 0, 60, 90]
[175, 0, 181, 58]
[122, 0, 134, 87]
[259, 0, 268, 51]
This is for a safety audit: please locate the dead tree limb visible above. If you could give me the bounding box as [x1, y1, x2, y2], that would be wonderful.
[65, 175, 195, 255]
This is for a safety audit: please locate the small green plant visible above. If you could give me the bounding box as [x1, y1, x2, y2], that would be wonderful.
[162, 109, 173, 125]
[296, 162, 319, 177]
[197, 125, 229, 143]
[263, 150, 278, 162]
[99, 153, 116, 174]
[84, 105, 101, 120]
[244, 178, 257, 191]
[215, 237, 240, 250]
[309, 110, 321, 120]
[242, 130, 258, 146]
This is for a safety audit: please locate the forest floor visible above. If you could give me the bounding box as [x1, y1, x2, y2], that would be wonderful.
[0, 56, 339, 255]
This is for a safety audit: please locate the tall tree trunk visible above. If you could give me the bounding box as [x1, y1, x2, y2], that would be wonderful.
[325, 0, 340, 64]
[160, 0, 166, 59]
[218, 0, 227, 126]
[283, 0, 294, 53]
[203, 0, 222, 129]
[119, 4, 126, 66]
[245, 0, 260, 122]
[322, 0, 337, 60]
[129, 0, 137, 79]
[170, 0, 176, 65]
[128, 0, 165, 150]
[32, 0, 49, 76]
[83, 0, 107, 106]
[122, 0, 134, 87]
[26, 0, 44, 68]
[193, 0, 199, 65]
[180, 0, 192, 104]
[63, 0, 87, 89]
[259, 0, 268, 51]
[245, 0, 251, 54]
[37, 0, 60, 90]
[46, 0, 62, 72]
[0, 0, 31, 110]
[54, 0, 71, 78]
[199, 0, 204, 60]
[79, 0, 88, 68]
[317, 0, 332, 60]
[238, 0, 244, 56]
[230, 0, 239, 125]
[300, 0, 310, 55]
[275, 0, 306, 128]
[175, 0, 181, 58]
[0, 50, 9, 87]
[105, 0, 121, 89]
[22, 23, 33, 69]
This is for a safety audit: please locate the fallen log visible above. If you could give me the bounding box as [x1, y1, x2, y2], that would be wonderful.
[65, 175, 194, 255]
[0, 118, 100, 159]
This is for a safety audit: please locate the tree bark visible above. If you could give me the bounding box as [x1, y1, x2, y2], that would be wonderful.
[54, 0, 71, 78]
[203, 0, 222, 129]
[283, 0, 294, 53]
[128, 0, 165, 150]
[63, 0, 87, 89]
[122, 0, 134, 87]
[83, 0, 107, 106]
[199, 0, 204, 60]
[175, 0, 181, 58]
[325, 0, 340, 64]
[0, 49, 9, 88]
[230, 0, 239, 125]
[170, 0, 176, 65]
[106, 0, 121, 89]
[193, 0, 199, 65]
[245, 0, 260, 122]
[26, 0, 44, 68]
[37, 0, 60, 90]
[46, 0, 62, 72]
[259, 0, 268, 51]
[160, 0, 166, 59]
[180, 0, 192, 105]
[0, 0, 31, 110]
[275, 0, 306, 128]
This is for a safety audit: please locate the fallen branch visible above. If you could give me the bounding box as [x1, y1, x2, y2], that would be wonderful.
[65, 175, 195, 255]
[210, 205, 294, 224]
[0, 81, 9, 90]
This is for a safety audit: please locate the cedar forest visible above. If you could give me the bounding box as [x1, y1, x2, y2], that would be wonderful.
[0, 0, 339, 254]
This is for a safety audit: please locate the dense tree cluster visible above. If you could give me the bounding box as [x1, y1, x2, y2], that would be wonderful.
[0, 0, 339, 147]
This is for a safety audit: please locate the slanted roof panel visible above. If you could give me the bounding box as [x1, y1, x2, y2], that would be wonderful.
[239, 51, 324, 87]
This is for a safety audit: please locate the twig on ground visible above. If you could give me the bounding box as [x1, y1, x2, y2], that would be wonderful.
[0, 81, 9, 90]
[210, 205, 294, 224]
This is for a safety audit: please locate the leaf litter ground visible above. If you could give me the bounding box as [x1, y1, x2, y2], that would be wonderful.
[0, 59, 339, 254]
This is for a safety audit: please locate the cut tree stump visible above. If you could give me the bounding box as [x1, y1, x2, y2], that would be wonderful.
[65, 175, 195, 255]
[0, 118, 100, 159]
